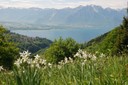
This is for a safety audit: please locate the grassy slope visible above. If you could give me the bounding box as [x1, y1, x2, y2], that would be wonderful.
[85, 16, 128, 55]
[85, 30, 110, 53]
[85, 26, 123, 55]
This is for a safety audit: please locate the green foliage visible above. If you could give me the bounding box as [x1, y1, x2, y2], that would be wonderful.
[44, 37, 80, 63]
[0, 26, 19, 69]
[10, 33, 52, 53]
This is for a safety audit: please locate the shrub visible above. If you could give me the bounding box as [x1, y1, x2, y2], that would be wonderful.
[0, 26, 19, 70]
[44, 37, 80, 63]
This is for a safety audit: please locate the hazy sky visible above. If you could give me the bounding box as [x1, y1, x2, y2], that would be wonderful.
[0, 0, 127, 9]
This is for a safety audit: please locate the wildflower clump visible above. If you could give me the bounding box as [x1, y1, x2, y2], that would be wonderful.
[74, 49, 97, 61]
[57, 49, 98, 69]
[14, 50, 47, 69]
[13, 50, 47, 85]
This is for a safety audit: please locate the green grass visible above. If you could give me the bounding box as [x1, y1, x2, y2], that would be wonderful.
[1, 56, 128, 85]
[40, 56, 128, 85]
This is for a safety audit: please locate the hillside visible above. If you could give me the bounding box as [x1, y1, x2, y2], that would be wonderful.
[0, 5, 125, 30]
[85, 16, 128, 55]
[9, 32, 52, 53]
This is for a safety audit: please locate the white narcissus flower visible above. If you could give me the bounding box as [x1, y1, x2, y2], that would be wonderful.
[20, 50, 31, 58]
[48, 63, 52, 66]
[91, 55, 97, 61]
[64, 57, 68, 64]
[100, 53, 105, 58]
[48, 63, 52, 68]
[32, 60, 36, 64]
[0, 66, 4, 71]
[34, 54, 40, 60]
[74, 49, 98, 61]
[74, 53, 77, 57]
[24, 50, 31, 56]
[27, 59, 33, 64]
[74, 49, 90, 59]
[22, 56, 29, 63]
[78, 49, 82, 53]
[36, 64, 40, 69]
[15, 51, 50, 69]
[69, 57, 73, 63]
[41, 59, 47, 65]
[14, 59, 22, 67]
[58, 60, 64, 65]
[83, 53, 87, 59]
[84, 59, 87, 62]
[81, 62, 85, 66]
[88, 54, 92, 58]
[38, 59, 43, 64]
[74, 52, 80, 57]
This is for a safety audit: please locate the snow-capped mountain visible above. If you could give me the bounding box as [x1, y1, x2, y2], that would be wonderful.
[0, 5, 126, 29]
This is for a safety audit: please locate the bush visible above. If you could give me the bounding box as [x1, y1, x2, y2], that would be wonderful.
[44, 37, 80, 63]
[0, 26, 19, 70]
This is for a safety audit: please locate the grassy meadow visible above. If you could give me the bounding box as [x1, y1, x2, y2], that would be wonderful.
[0, 50, 128, 85]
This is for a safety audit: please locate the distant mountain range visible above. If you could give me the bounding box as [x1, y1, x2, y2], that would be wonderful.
[0, 5, 126, 30]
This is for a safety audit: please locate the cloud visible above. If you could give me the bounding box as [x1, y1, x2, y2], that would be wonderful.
[56, 0, 92, 3]
[90, 0, 127, 9]
[0, 0, 126, 9]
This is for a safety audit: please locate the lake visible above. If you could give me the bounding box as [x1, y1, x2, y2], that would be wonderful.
[11, 28, 109, 43]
